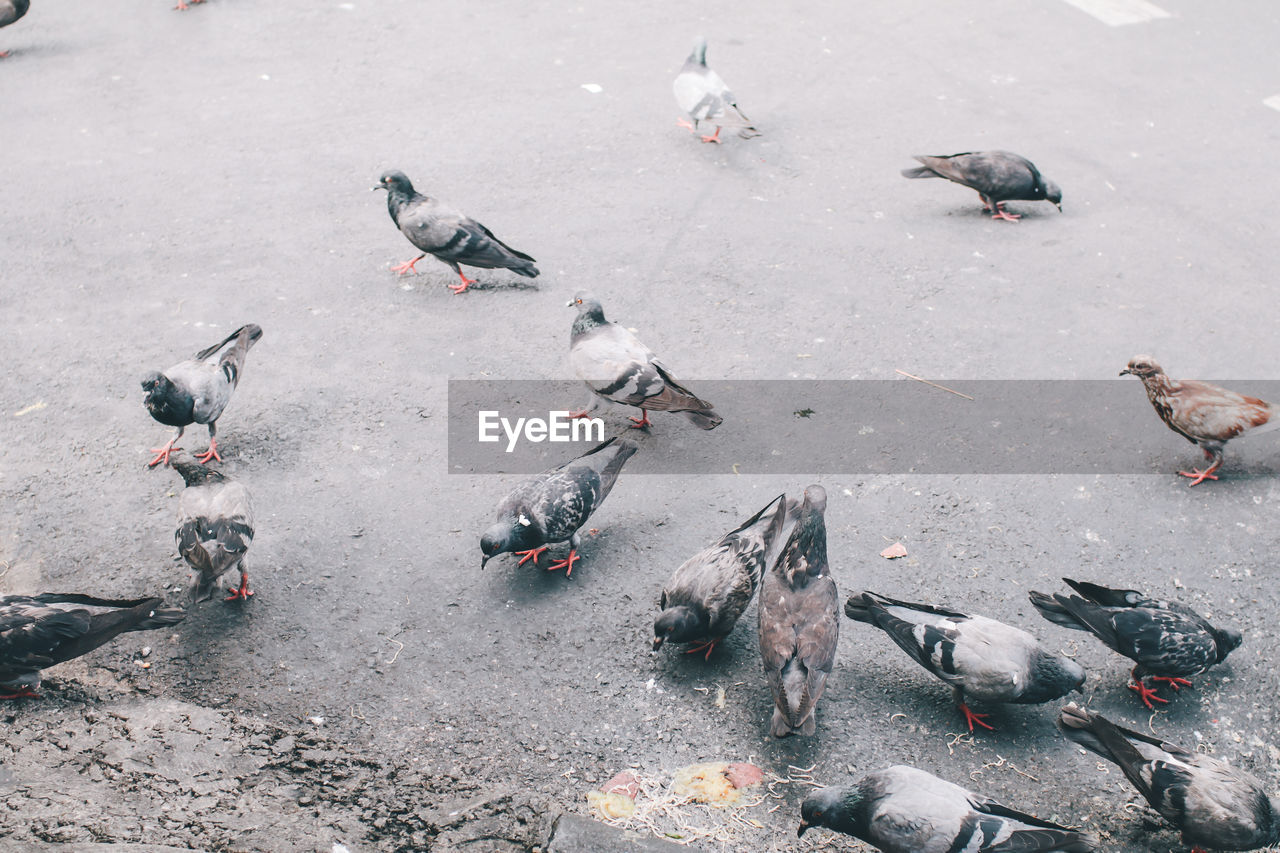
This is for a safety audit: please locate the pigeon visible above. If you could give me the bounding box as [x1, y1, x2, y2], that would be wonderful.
[653, 493, 787, 659]
[0, 594, 186, 698]
[1120, 355, 1279, 486]
[568, 291, 722, 430]
[901, 151, 1063, 221]
[672, 36, 760, 144]
[1029, 578, 1241, 710]
[172, 452, 256, 602]
[480, 436, 637, 577]
[845, 591, 1085, 732]
[0, 0, 29, 56]
[142, 323, 263, 468]
[174, 0, 204, 9]
[757, 485, 838, 737]
[798, 764, 1096, 852]
[373, 170, 538, 294]
[1059, 704, 1279, 853]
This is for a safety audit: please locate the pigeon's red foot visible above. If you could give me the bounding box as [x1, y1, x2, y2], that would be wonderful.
[147, 440, 182, 468]
[390, 257, 422, 275]
[684, 639, 718, 660]
[959, 703, 995, 732]
[1150, 676, 1193, 691]
[628, 411, 653, 429]
[514, 547, 548, 567]
[448, 272, 479, 294]
[1128, 678, 1169, 709]
[0, 687, 40, 700]
[1177, 467, 1219, 486]
[567, 410, 593, 419]
[194, 439, 222, 465]
[700, 128, 723, 144]
[991, 209, 1021, 222]
[545, 550, 580, 577]
[676, 118, 695, 131]
[0, 50, 10, 58]
[174, 0, 204, 8]
[225, 575, 254, 602]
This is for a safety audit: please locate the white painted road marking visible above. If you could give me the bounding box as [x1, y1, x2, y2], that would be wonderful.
[1060, 0, 1170, 26]
[1264, 95, 1280, 112]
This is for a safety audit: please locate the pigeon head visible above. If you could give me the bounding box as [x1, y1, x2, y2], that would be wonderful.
[798, 785, 857, 837]
[374, 170, 414, 194]
[479, 517, 540, 567]
[1021, 650, 1087, 703]
[140, 371, 170, 395]
[1044, 179, 1063, 211]
[687, 36, 708, 65]
[653, 606, 702, 651]
[169, 451, 226, 488]
[1119, 355, 1163, 378]
[567, 291, 608, 334]
[1213, 625, 1243, 660]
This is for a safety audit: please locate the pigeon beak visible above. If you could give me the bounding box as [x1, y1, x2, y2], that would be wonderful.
[652, 636, 664, 652]
[372, 185, 386, 192]
[481, 554, 491, 569]
[565, 299, 575, 308]
[1118, 368, 1132, 376]
[797, 821, 810, 838]
[1054, 202, 1063, 212]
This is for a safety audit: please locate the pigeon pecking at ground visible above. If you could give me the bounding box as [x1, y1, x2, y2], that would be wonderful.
[653, 493, 787, 660]
[1059, 704, 1279, 853]
[1120, 355, 1279, 486]
[171, 452, 256, 602]
[0, 0, 29, 57]
[568, 291, 722, 430]
[672, 36, 760, 144]
[373, 170, 538, 294]
[141, 323, 263, 468]
[0, 594, 186, 699]
[845, 591, 1085, 732]
[1030, 578, 1241, 710]
[797, 764, 1096, 852]
[901, 151, 1062, 221]
[480, 436, 637, 577]
[758, 485, 838, 737]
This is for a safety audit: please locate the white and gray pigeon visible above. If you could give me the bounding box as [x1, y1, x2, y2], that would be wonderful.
[142, 323, 263, 468]
[1060, 704, 1279, 853]
[845, 592, 1085, 733]
[901, 151, 1063, 221]
[0, 0, 29, 57]
[653, 493, 787, 660]
[171, 452, 256, 603]
[480, 436, 637, 577]
[0, 594, 186, 698]
[672, 36, 760, 143]
[798, 764, 1097, 852]
[374, 170, 539, 294]
[758, 485, 839, 737]
[568, 291, 722, 431]
[1030, 578, 1241, 710]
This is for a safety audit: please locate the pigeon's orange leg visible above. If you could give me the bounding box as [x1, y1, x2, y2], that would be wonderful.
[991, 209, 1021, 222]
[567, 410, 594, 419]
[677, 118, 695, 131]
[194, 438, 222, 465]
[514, 547, 548, 566]
[225, 572, 253, 602]
[1178, 455, 1222, 486]
[1128, 673, 1169, 709]
[448, 271, 479, 294]
[684, 639, 718, 660]
[1149, 676, 1193, 691]
[147, 438, 182, 468]
[391, 254, 426, 275]
[700, 127, 723, 144]
[628, 411, 653, 429]
[545, 550, 580, 577]
[174, 0, 204, 9]
[0, 687, 40, 700]
[959, 703, 995, 732]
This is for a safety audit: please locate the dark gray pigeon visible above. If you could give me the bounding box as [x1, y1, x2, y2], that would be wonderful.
[653, 493, 787, 659]
[480, 436, 637, 576]
[845, 591, 1084, 732]
[374, 170, 538, 294]
[172, 453, 256, 602]
[142, 323, 262, 468]
[672, 36, 760, 143]
[758, 485, 838, 737]
[1060, 704, 1279, 853]
[568, 291, 722, 430]
[1030, 578, 1241, 710]
[0, 594, 186, 698]
[0, 0, 29, 56]
[901, 151, 1062, 221]
[798, 764, 1096, 851]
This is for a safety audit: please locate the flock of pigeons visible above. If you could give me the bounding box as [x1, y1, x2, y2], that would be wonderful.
[3, 15, 1279, 853]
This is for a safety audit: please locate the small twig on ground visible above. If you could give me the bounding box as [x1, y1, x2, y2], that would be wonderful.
[894, 369, 975, 400]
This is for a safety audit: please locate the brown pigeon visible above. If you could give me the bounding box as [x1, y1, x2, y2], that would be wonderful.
[1121, 355, 1279, 486]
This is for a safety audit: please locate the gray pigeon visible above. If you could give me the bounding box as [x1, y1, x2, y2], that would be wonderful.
[0, 594, 186, 698]
[758, 485, 838, 737]
[480, 436, 637, 576]
[1060, 704, 1279, 853]
[901, 151, 1063, 221]
[1030, 578, 1241, 710]
[0, 0, 29, 56]
[142, 323, 263, 468]
[653, 493, 787, 659]
[672, 36, 760, 143]
[172, 453, 256, 602]
[374, 170, 538, 294]
[845, 592, 1084, 732]
[798, 764, 1096, 852]
[568, 291, 721, 430]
